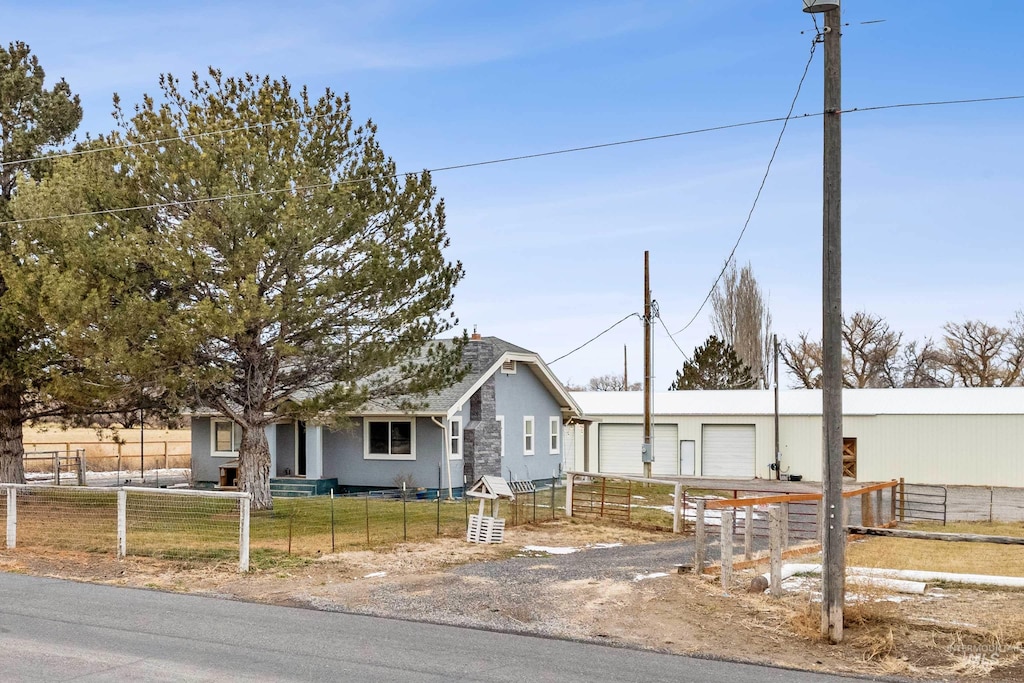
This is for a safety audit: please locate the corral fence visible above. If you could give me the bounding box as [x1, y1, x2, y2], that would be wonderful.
[896, 480, 947, 524]
[22, 439, 191, 476]
[23, 449, 87, 486]
[565, 472, 684, 532]
[2, 484, 250, 571]
[693, 480, 901, 580]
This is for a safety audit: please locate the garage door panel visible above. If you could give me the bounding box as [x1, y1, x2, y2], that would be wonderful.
[599, 424, 678, 475]
[702, 425, 755, 478]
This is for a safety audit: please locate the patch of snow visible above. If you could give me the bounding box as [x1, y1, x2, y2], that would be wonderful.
[631, 495, 646, 500]
[362, 571, 387, 579]
[588, 542, 623, 549]
[520, 545, 579, 555]
[633, 572, 670, 582]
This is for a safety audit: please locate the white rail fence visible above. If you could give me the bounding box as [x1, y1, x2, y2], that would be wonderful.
[2, 484, 251, 571]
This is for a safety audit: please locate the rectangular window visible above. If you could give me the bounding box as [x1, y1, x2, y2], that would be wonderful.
[213, 420, 242, 455]
[549, 417, 560, 454]
[449, 417, 462, 460]
[365, 420, 416, 460]
[524, 416, 534, 456]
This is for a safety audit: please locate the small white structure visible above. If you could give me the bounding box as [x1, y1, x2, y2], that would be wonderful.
[465, 475, 515, 544]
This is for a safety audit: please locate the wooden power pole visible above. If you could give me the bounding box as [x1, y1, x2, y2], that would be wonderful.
[643, 251, 652, 479]
[773, 334, 780, 480]
[805, 0, 845, 643]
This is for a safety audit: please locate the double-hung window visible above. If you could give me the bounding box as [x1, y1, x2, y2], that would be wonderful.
[212, 420, 242, 456]
[365, 419, 415, 460]
[549, 417, 560, 454]
[449, 417, 463, 459]
[523, 416, 535, 455]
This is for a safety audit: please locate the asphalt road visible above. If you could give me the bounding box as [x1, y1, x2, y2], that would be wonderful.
[0, 573, 867, 683]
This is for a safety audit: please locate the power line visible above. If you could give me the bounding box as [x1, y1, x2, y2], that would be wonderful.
[0, 112, 338, 170]
[1, 93, 1021, 228]
[548, 313, 640, 365]
[674, 36, 819, 336]
[652, 304, 690, 362]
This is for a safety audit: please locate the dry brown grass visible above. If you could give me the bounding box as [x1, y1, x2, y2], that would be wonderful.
[847, 521, 1024, 577]
[22, 426, 191, 472]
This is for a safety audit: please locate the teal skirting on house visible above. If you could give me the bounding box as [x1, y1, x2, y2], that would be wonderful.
[270, 477, 338, 497]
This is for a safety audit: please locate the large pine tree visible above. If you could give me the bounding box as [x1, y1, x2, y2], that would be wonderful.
[13, 70, 465, 508]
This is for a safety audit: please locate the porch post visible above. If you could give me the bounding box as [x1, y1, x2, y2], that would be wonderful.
[304, 425, 323, 480]
[265, 423, 277, 479]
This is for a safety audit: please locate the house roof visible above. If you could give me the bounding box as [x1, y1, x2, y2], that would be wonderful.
[571, 387, 1024, 417]
[360, 336, 582, 419]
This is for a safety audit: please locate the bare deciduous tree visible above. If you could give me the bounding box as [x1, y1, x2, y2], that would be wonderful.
[781, 332, 823, 389]
[942, 317, 1024, 387]
[586, 374, 641, 391]
[899, 339, 953, 388]
[711, 261, 772, 388]
[842, 311, 902, 387]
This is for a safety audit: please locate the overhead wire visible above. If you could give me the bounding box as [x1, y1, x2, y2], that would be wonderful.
[1, 92, 1021, 228]
[672, 35, 819, 336]
[548, 313, 640, 365]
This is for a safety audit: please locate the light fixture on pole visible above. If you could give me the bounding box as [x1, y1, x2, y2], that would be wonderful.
[802, 0, 838, 12]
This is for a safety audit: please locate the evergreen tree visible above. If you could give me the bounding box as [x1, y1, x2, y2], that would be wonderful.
[13, 69, 464, 508]
[669, 336, 756, 390]
[0, 42, 82, 483]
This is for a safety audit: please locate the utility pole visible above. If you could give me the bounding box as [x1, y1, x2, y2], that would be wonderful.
[642, 251, 652, 479]
[804, 0, 844, 643]
[773, 334, 780, 480]
[623, 345, 629, 390]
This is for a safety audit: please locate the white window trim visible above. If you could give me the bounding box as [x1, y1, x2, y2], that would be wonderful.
[496, 415, 505, 460]
[449, 417, 463, 460]
[211, 419, 242, 458]
[549, 417, 560, 455]
[523, 416, 535, 456]
[363, 419, 416, 461]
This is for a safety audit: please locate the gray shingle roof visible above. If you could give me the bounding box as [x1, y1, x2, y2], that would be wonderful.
[359, 336, 536, 415]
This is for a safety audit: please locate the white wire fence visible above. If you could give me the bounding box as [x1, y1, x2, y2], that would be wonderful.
[1, 484, 250, 571]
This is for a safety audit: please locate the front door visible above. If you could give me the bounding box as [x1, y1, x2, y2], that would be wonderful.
[295, 421, 307, 477]
[679, 440, 695, 476]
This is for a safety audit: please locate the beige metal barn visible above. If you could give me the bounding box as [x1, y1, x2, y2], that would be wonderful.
[566, 388, 1024, 487]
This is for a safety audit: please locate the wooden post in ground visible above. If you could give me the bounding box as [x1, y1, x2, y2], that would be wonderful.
[890, 482, 897, 525]
[744, 505, 753, 560]
[116, 489, 127, 559]
[720, 510, 734, 591]
[861, 492, 873, 527]
[769, 505, 783, 597]
[899, 478, 906, 521]
[781, 501, 790, 550]
[694, 499, 706, 574]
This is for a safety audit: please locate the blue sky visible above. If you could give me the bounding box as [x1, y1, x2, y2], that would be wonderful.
[4, 1, 1023, 387]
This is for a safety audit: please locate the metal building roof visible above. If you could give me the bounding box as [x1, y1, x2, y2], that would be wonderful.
[571, 387, 1024, 417]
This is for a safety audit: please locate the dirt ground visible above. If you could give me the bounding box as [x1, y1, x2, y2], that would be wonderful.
[2, 521, 1023, 681]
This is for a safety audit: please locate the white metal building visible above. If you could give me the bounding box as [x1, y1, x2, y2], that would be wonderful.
[567, 388, 1024, 487]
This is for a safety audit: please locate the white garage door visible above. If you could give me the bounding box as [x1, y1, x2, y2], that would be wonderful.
[701, 425, 755, 478]
[598, 424, 679, 476]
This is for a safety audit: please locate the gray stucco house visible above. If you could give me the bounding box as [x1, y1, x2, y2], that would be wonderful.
[190, 335, 582, 495]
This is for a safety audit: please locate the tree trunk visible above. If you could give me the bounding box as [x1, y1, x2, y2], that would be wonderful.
[0, 383, 26, 484]
[238, 417, 273, 510]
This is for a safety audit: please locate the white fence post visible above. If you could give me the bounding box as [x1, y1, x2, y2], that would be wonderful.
[565, 474, 574, 518]
[720, 509, 733, 591]
[239, 493, 251, 572]
[673, 482, 682, 534]
[6, 488, 15, 549]
[117, 489, 127, 559]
